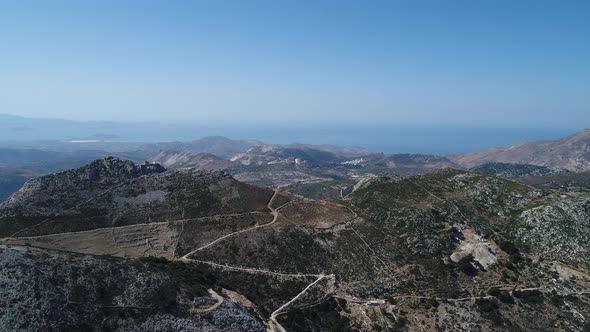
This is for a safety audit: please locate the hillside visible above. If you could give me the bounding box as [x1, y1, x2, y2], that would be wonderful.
[519, 169, 590, 192]
[450, 129, 590, 171]
[281, 143, 370, 158]
[182, 169, 590, 330]
[471, 162, 569, 179]
[150, 150, 234, 170]
[145, 136, 264, 159]
[0, 245, 265, 331]
[230, 145, 341, 167]
[0, 157, 272, 239]
[1, 159, 589, 331]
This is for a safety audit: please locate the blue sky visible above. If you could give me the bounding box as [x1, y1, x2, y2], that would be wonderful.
[1, 0, 589, 128]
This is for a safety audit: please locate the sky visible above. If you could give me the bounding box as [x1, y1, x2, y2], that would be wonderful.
[1, 0, 589, 128]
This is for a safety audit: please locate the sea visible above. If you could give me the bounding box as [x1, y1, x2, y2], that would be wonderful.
[0, 115, 580, 155]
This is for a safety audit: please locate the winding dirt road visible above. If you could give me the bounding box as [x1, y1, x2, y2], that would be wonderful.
[181, 189, 284, 260]
[191, 289, 224, 313]
[268, 274, 329, 332]
[178, 189, 334, 331]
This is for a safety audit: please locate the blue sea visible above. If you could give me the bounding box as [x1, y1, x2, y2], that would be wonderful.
[0, 115, 580, 155]
[218, 125, 577, 155]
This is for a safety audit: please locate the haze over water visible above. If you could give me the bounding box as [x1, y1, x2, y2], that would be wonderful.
[0, 113, 576, 154]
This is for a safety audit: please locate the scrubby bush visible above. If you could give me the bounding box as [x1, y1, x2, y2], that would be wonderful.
[513, 289, 543, 303]
[456, 255, 478, 276]
[487, 288, 513, 303]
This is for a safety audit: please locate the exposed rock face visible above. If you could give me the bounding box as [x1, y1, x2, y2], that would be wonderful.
[450, 129, 590, 171]
[471, 162, 569, 179]
[450, 226, 498, 270]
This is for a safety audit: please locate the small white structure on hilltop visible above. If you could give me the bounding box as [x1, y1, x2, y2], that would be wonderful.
[366, 300, 380, 307]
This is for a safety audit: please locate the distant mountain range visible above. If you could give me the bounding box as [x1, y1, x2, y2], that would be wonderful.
[470, 162, 570, 179]
[2, 125, 590, 330]
[2, 126, 590, 202]
[146, 136, 264, 159]
[451, 129, 590, 171]
[151, 151, 234, 171]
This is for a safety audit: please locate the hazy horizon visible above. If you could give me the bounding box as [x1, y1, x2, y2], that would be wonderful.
[0, 112, 581, 155]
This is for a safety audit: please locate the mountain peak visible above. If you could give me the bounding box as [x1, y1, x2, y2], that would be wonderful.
[451, 128, 590, 171]
[7, 158, 166, 201]
[79, 157, 166, 182]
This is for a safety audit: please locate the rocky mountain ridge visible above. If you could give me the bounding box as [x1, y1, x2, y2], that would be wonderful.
[0, 157, 272, 239]
[451, 129, 590, 171]
[151, 150, 233, 171]
[1, 158, 589, 331]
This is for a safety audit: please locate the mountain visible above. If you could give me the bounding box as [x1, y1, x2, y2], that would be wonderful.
[1, 158, 589, 331]
[230, 146, 458, 173]
[0, 148, 146, 203]
[281, 143, 371, 158]
[148, 146, 462, 189]
[450, 129, 590, 171]
[147, 137, 264, 159]
[519, 169, 590, 192]
[228, 146, 461, 190]
[471, 162, 569, 179]
[150, 150, 234, 171]
[376, 153, 460, 172]
[0, 139, 367, 201]
[230, 145, 341, 167]
[0, 157, 271, 239]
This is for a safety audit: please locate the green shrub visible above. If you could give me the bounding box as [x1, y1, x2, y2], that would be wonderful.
[476, 298, 499, 312]
[487, 288, 513, 303]
[513, 289, 543, 304]
[456, 255, 478, 276]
